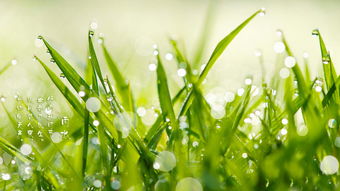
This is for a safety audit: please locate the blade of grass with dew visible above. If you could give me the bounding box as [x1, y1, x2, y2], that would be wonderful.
[313, 29, 337, 90]
[178, 9, 264, 118]
[155, 49, 179, 144]
[101, 37, 135, 112]
[40, 36, 90, 92]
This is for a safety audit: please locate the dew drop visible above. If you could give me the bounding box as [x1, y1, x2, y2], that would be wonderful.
[244, 78, 252, 85]
[328, 118, 337, 128]
[273, 42, 285, 53]
[20, 144, 32, 155]
[153, 151, 176, 172]
[284, 56, 296, 68]
[259, 8, 266, 16]
[93, 120, 100, 126]
[176, 177, 203, 191]
[320, 155, 339, 175]
[137, 107, 146, 117]
[312, 29, 319, 36]
[111, 179, 121, 190]
[279, 68, 290, 79]
[51, 132, 62, 143]
[148, 63, 157, 71]
[281, 118, 288, 125]
[165, 53, 174, 61]
[90, 22, 98, 30]
[1, 173, 11, 180]
[11, 59, 17, 65]
[86, 97, 101, 112]
[177, 68, 187, 77]
[93, 179, 102, 188]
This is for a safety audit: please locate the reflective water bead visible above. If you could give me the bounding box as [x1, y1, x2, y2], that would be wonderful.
[177, 68, 187, 77]
[320, 155, 339, 175]
[284, 56, 296, 68]
[153, 151, 176, 172]
[148, 63, 157, 71]
[328, 118, 337, 128]
[86, 97, 101, 112]
[11, 59, 17, 65]
[279, 68, 290, 79]
[1, 173, 11, 180]
[20, 144, 32, 155]
[273, 42, 285, 53]
[176, 177, 203, 191]
[51, 132, 62, 143]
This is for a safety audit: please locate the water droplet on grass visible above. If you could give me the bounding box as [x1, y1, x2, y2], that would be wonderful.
[328, 118, 336, 128]
[176, 177, 203, 191]
[86, 97, 101, 112]
[279, 68, 290, 79]
[20, 144, 32, 155]
[259, 8, 266, 16]
[284, 56, 296, 68]
[51, 132, 62, 143]
[153, 151, 176, 172]
[177, 68, 187, 77]
[320, 155, 339, 175]
[273, 42, 285, 53]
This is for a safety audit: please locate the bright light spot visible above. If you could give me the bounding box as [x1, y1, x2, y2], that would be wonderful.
[153, 162, 160, 169]
[273, 42, 285, 53]
[303, 52, 309, 58]
[86, 97, 101, 112]
[225, 92, 235, 102]
[211, 108, 225, 119]
[2, 173, 11, 180]
[93, 120, 100, 126]
[177, 68, 187, 77]
[153, 50, 159, 56]
[165, 53, 174, 60]
[281, 118, 288, 125]
[137, 107, 146, 117]
[148, 63, 157, 71]
[20, 144, 32, 155]
[245, 78, 252, 85]
[259, 8, 266, 16]
[237, 88, 245, 96]
[78, 91, 86, 97]
[192, 141, 199, 147]
[242, 153, 248, 158]
[254, 50, 262, 57]
[279, 68, 290, 79]
[320, 155, 339, 175]
[51, 132, 62, 143]
[11, 59, 17, 65]
[176, 177, 203, 191]
[35, 38, 44, 48]
[284, 56, 296, 68]
[154, 151, 176, 172]
[93, 179, 102, 188]
[297, 125, 308, 136]
[90, 22, 98, 30]
[111, 179, 121, 190]
[280, 128, 288, 135]
[315, 86, 322, 92]
[328, 118, 337, 128]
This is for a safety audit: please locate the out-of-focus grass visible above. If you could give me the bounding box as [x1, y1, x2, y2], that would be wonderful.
[0, 8, 339, 191]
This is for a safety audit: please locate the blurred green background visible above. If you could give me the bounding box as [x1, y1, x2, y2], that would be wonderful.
[1, 0, 340, 97]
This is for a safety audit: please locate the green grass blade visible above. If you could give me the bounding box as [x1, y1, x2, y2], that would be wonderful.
[35, 56, 85, 117]
[39, 36, 90, 92]
[101, 37, 135, 112]
[197, 9, 263, 85]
